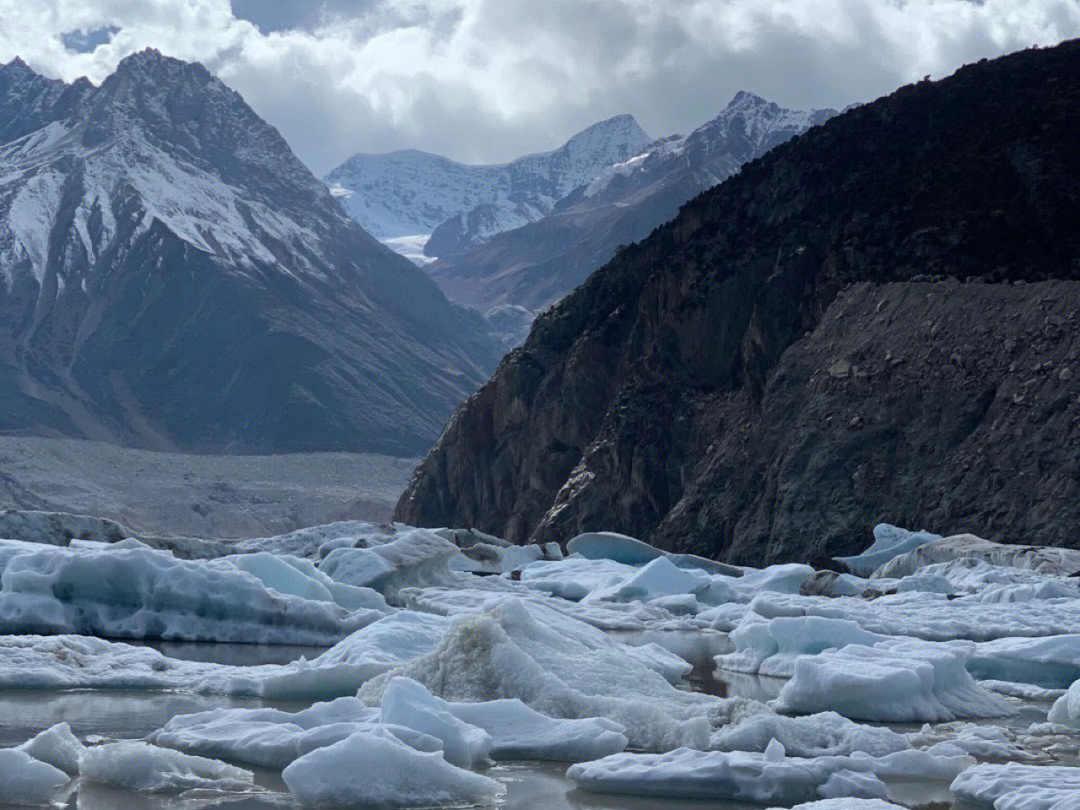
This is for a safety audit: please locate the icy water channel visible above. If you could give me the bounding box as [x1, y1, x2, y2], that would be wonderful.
[0, 636, 1020, 810]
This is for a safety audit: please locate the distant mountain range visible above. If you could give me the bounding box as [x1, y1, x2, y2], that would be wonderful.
[396, 40, 1080, 565]
[326, 93, 836, 322]
[323, 115, 652, 243]
[425, 92, 837, 313]
[0, 50, 500, 456]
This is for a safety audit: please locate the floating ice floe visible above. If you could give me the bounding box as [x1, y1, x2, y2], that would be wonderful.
[0, 748, 70, 805]
[0, 542, 380, 643]
[79, 740, 254, 792]
[319, 528, 461, 599]
[17, 722, 84, 775]
[153, 684, 628, 770]
[873, 533, 1080, 579]
[718, 614, 885, 677]
[380, 677, 493, 768]
[711, 708, 910, 758]
[568, 743, 973, 804]
[773, 639, 1014, 722]
[565, 530, 741, 574]
[237, 520, 401, 558]
[150, 696, 442, 770]
[225, 551, 389, 611]
[970, 635, 1080, 688]
[1046, 677, 1080, 730]
[950, 762, 1080, 810]
[359, 597, 720, 751]
[908, 722, 1043, 762]
[0, 610, 448, 700]
[452, 541, 562, 574]
[449, 697, 628, 761]
[746, 591, 1080, 641]
[566, 746, 891, 804]
[834, 523, 943, 577]
[402, 581, 698, 632]
[282, 726, 501, 809]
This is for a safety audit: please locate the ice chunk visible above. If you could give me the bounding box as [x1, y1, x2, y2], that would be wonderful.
[718, 614, 885, 677]
[712, 709, 910, 758]
[0, 612, 447, 701]
[282, 727, 501, 809]
[874, 533, 1080, 579]
[450, 698, 628, 761]
[237, 521, 394, 558]
[380, 677, 493, 768]
[0, 509, 131, 546]
[566, 748, 889, 804]
[0, 748, 69, 805]
[564, 531, 740, 575]
[227, 552, 335, 602]
[17, 722, 84, 775]
[312, 609, 450, 670]
[566, 531, 667, 564]
[453, 542, 560, 574]
[150, 697, 441, 769]
[950, 763, 1080, 810]
[0, 634, 220, 691]
[319, 528, 459, 598]
[908, 722, 1040, 761]
[359, 598, 718, 751]
[521, 557, 637, 601]
[970, 635, 1080, 688]
[586, 556, 709, 603]
[227, 552, 389, 612]
[79, 741, 253, 792]
[774, 639, 1014, 722]
[1047, 678, 1080, 729]
[0, 545, 375, 644]
[746, 591, 1080, 641]
[835, 523, 942, 577]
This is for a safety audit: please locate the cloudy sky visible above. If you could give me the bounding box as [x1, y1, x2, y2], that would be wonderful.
[1, 0, 1078, 174]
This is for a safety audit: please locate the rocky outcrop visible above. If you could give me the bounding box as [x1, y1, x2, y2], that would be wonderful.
[395, 41, 1080, 565]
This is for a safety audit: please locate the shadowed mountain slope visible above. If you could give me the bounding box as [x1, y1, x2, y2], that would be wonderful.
[396, 41, 1080, 565]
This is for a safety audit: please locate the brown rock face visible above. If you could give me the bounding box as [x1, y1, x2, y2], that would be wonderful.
[395, 41, 1080, 566]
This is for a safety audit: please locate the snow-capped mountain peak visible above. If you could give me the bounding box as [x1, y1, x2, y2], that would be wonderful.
[324, 114, 652, 245]
[0, 52, 500, 455]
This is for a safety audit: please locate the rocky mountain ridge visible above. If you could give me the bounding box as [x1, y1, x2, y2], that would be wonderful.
[0, 50, 500, 455]
[395, 41, 1080, 565]
[424, 92, 837, 314]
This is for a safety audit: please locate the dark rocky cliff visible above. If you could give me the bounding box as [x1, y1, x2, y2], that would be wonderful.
[394, 41, 1080, 565]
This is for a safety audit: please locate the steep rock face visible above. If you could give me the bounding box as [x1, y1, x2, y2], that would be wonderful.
[324, 115, 652, 243]
[425, 93, 836, 313]
[0, 51, 500, 455]
[395, 41, 1080, 564]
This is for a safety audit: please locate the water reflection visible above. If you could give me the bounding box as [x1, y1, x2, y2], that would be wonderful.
[0, 690, 301, 748]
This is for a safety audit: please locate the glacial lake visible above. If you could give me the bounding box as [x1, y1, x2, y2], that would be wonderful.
[0, 638, 995, 810]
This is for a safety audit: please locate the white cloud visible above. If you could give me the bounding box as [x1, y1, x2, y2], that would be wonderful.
[0, 0, 1077, 173]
